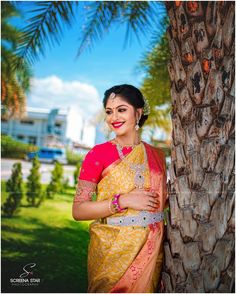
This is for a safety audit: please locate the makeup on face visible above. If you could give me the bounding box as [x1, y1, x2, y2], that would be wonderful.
[105, 96, 137, 134]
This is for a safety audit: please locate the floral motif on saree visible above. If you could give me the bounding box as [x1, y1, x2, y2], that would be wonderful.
[73, 179, 97, 204]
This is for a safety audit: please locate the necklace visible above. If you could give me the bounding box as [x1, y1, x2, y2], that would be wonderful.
[113, 138, 141, 148]
[116, 143, 147, 189]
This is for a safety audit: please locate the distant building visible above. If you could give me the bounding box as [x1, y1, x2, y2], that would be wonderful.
[71, 142, 91, 156]
[1, 107, 68, 147]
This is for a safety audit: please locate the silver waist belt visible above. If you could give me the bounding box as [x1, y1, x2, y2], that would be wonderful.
[106, 211, 164, 227]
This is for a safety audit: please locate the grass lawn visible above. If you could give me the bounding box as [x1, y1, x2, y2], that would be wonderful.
[1, 182, 91, 293]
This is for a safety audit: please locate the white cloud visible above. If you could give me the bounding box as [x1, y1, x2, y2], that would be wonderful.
[29, 75, 101, 115]
[28, 76, 102, 145]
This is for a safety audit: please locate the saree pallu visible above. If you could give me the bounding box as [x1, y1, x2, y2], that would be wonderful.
[88, 142, 167, 293]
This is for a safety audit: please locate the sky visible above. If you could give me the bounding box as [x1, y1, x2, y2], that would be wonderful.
[13, 1, 166, 146]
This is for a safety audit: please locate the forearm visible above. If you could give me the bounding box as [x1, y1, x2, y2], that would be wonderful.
[72, 194, 128, 221]
[72, 199, 112, 221]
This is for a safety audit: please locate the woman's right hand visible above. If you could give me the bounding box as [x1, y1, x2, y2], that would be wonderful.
[119, 189, 160, 212]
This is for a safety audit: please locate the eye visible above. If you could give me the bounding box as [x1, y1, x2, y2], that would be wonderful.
[118, 108, 127, 112]
[105, 110, 112, 115]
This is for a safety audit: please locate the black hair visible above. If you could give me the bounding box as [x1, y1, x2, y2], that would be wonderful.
[103, 84, 148, 128]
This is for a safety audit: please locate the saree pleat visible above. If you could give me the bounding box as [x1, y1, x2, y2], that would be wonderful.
[88, 143, 167, 293]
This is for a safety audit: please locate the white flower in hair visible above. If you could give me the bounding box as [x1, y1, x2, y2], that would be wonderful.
[143, 96, 150, 115]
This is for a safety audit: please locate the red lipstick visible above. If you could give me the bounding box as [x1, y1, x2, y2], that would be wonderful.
[112, 122, 125, 129]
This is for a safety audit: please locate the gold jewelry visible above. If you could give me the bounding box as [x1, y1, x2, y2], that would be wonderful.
[135, 118, 140, 131]
[113, 138, 140, 148]
[116, 142, 147, 189]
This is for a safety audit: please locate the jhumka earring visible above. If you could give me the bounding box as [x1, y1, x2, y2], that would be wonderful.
[135, 119, 140, 131]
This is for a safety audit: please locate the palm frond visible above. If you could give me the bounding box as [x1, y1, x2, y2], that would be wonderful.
[148, 15, 170, 49]
[1, 23, 23, 49]
[1, 1, 21, 20]
[15, 1, 79, 66]
[122, 2, 161, 46]
[2, 46, 32, 92]
[77, 1, 166, 56]
[147, 106, 172, 134]
[1, 1, 33, 118]
[135, 30, 171, 133]
[77, 1, 123, 56]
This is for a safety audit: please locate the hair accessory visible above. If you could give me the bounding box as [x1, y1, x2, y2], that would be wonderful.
[143, 96, 151, 115]
[109, 92, 116, 101]
[111, 194, 125, 213]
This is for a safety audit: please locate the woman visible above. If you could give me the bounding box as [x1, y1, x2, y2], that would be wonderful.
[72, 84, 167, 293]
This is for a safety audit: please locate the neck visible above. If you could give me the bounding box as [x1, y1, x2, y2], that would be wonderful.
[115, 131, 140, 146]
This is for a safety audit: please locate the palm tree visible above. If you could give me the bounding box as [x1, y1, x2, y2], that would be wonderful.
[14, 1, 235, 292]
[1, 2, 32, 118]
[163, 2, 235, 292]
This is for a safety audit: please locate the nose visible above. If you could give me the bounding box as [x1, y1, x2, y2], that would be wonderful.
[111, 110, 119, 121]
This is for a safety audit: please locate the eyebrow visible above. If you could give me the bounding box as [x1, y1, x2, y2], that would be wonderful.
[105, 104, 129, 110]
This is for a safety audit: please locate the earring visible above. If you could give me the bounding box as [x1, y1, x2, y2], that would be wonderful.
[135, 119, 140, 131]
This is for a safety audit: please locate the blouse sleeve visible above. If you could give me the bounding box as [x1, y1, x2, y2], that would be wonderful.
[79, 145, 104, 183]
[73, 145, 103, 205]
[73, 179, 97, 205]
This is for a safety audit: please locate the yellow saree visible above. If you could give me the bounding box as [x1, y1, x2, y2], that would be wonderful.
[88, 142, 167, 293]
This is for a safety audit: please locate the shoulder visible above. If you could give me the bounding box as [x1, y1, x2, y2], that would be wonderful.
[84, 141, 111, 158]
[87, 141, 111, 154]
[79, 143, 111, 182]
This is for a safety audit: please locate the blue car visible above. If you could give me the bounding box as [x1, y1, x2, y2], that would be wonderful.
[27, 147, 67, 164]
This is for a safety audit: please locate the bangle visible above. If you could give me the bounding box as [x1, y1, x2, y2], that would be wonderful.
[108, 198, 115, 214]
[111, 194, 125, 213]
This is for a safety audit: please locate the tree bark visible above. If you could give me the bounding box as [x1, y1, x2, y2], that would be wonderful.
[163, 1, 235, 292]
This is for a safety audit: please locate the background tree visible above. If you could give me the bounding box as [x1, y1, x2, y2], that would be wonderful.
[162, 2, 235, 292]
[138, 18, 171, 135]
[1, 2, 32, 118]
[46, 162, 64, 198]
[26, 157, 43, 207]
[1, 134, 37, 159]
[2, 163, 24, 217]
[62, 177, 70, 193]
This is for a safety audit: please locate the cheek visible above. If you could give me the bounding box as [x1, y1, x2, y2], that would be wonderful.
[126, 113, 136, 124]
[105, 116, 111, 124]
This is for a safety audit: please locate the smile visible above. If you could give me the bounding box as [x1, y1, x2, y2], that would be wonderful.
[112, 122, 125, 129]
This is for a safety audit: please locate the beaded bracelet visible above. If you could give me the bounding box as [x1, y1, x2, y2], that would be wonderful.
[111, 194, 125, 213]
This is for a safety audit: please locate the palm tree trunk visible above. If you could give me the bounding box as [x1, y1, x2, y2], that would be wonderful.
[163, 2, 235, 292]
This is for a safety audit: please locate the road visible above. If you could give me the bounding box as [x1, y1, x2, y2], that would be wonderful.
[1, 158, 77, 186]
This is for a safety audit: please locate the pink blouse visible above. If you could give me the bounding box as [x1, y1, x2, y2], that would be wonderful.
[79, 141, 132, 183]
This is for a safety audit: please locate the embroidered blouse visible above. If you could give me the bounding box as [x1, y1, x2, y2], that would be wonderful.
[73, 141, 132, 204]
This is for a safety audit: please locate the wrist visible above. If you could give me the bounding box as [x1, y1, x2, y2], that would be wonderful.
[112, 194, 125, 213]
[119, 194, 129, 209]
[108, 198, 116, 214]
